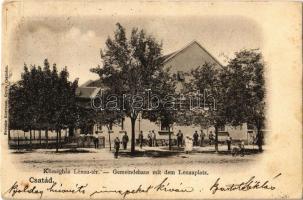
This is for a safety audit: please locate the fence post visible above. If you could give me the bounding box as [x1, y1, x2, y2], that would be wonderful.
[17, 131, 20, 150]
[46, 128, 48, 149]
[56, 130, 59, 152]
[39, 130, 42, 146]
[59, 129, 62, 148]
[29, 129, 32, 150]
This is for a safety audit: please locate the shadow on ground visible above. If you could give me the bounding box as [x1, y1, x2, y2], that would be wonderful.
[197, 149, 261, 155]
[11, 150, 35, 154]
[159, 146, 261, 155]
[12, 149, 93, 154]
[47, 149, 93, 154]
[119, 150, 181, 158]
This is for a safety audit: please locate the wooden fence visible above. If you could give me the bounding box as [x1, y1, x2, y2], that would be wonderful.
[8, 136, 106, 150]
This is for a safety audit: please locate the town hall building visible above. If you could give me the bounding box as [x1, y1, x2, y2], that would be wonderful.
[75, 41, 254, 144]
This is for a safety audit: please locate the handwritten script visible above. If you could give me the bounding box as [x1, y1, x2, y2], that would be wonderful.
[4, 174, 281, 199]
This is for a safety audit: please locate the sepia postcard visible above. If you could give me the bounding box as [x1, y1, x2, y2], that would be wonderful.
[1, 0, 302, 199]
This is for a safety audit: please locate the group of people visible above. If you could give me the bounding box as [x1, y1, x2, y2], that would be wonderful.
[137, 130, 158, 149]
[113, 130, 158, 158]
[183, 130, 207, 153]
[180, 130, 240, 154]
[113, 132, 129, 158]
[111, 130, 245, 158]
[147, 130, 157, 147]
[191, 130, 234, 151]
[177, 130, 210, 148]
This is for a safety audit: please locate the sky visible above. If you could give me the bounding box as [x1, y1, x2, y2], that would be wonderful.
[9, 15, 263, 84]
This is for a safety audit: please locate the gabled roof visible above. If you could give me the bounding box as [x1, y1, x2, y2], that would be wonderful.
[79, 79, 104, 88]
[78, 40, 222, 97]
[161, 51, 175, 62]
[76, 87, 101, 99]
[162, 40, 223, 67]
[81, 79, 104, 88]
[80, 80, 95, 87]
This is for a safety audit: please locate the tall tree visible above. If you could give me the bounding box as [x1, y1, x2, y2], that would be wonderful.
[97, 109, 122, 151]
[9, 59, 79, 151]
[91, 23, 175, 154]
[145, 68, 177, 150]
[224, 49, 266, 151]
[190, 63, 226, 152]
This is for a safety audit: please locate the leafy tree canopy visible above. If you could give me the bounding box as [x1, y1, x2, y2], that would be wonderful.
[9, 59, 79, 131]
[91, 23, 177, 153]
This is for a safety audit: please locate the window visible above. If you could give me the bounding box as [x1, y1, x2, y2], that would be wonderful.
[161, 121, 170, 131]
[218, 125, 225, 131]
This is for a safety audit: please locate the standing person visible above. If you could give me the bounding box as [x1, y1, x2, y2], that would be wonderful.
[94, 132, 99, 149]
[122, 132, 129, 150]
[240, 140, 245, 156]
[226, 134, 232, 151]
[152, 130, 157, 147]
[193, 131, 199, 146]
[209, 131, 214, 145]
[177, 130, 183, 147]
[138, 131, 144, 149]
[180, 131, 184, 147]
[200, 130, 205, 147]
[114, 137, 120, 159]
[148, 132, 152, 147]
[185, 136, 193, 154]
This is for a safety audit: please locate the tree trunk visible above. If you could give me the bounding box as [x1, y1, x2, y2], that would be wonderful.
[69, 126, 74, 137]
[121, 117, 124, 130]
[33, 130, 36, 140]
[17, 132, 20, 150]
[59, 129, 62, 148]
[39, 130, 42, 146]
[130, 117, 136, 154]
[214, 126, 218, 153]
[168, 126, 172, 150]
[108, 129, 111, 151]
[56, 130, 59, 152]
[29, 129, 32, 150]
[46, 128, 49, 149]
[256, 128, 263, 152]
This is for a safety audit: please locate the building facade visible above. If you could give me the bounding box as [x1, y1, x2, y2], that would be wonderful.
[76, 41, 254, 144]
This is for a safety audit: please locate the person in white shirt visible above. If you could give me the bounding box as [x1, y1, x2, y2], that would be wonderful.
[185, 136, 193, 154]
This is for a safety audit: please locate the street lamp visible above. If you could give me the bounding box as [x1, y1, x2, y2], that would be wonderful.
[138, 113, 142, 133]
